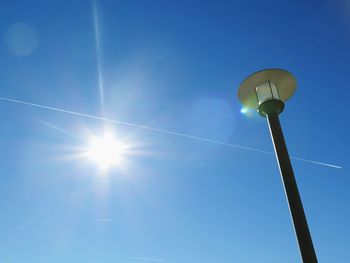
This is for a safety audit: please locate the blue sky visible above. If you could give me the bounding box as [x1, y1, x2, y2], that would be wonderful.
[0, 0, 349, 262]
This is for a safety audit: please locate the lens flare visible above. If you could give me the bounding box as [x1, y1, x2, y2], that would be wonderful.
[240, 107, 248, 114]
[240, 107, 258, 118]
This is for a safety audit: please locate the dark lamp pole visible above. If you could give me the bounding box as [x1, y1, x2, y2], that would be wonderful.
[237, 69, 318, 263]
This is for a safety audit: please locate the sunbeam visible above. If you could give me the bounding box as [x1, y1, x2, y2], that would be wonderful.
[92, 0, 105, 113]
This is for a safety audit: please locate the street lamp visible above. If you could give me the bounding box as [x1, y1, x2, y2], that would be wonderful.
[238, 68, 318, 263]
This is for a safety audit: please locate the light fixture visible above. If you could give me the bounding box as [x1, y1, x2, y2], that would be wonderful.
[238, 68, 318, 263]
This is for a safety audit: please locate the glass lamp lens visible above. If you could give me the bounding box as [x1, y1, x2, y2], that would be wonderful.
[255, 81, 280, 105]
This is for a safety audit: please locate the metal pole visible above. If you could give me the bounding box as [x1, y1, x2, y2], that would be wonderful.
[266, 112, 318, 263]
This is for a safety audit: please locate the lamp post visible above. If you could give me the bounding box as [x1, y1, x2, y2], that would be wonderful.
[238, 69, 318, 263]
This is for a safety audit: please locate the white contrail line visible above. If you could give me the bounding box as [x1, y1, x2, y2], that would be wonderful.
[92, 0, 105, 112]
[0, 97, 343, 169]
[289, 156, 342, 169]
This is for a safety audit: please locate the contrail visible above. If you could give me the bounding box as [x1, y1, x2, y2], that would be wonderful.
[92, 0, 105, 112]
[0, 97, 342, 169]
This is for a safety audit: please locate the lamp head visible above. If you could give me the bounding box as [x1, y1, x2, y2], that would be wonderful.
[238, 68, 297, 116]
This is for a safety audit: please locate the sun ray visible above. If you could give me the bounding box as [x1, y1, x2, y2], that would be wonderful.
[92, 0, 105, 113]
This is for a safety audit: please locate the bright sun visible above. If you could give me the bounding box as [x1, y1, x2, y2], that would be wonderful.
[86, 132, 125, 170]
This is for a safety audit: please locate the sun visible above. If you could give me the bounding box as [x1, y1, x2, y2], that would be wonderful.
[86, 131, 126, 170]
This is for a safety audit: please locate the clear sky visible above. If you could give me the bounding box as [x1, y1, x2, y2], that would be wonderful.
[0, 0, 349, 262]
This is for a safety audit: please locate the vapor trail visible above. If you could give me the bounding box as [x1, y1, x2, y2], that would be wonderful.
[0, 97, 342, 169]
[93, 0, 105, 112]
